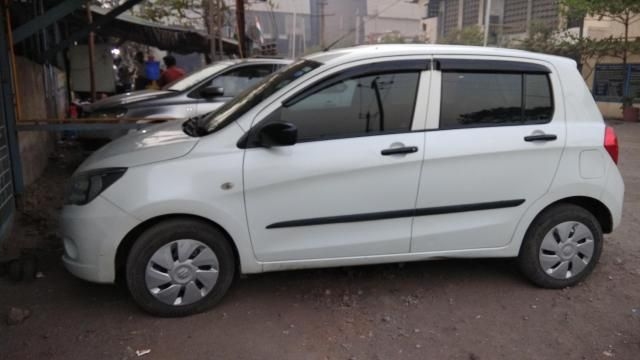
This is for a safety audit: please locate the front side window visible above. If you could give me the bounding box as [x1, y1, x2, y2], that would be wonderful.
[440, 72, 553, 129]
[262, 71, 420, 142]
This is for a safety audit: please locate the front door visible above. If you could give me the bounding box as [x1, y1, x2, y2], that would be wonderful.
[243, 65, 428, 262]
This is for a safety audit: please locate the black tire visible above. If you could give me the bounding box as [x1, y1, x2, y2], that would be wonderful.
[518, 204, 603, 288]
[126, 219, 235, 317]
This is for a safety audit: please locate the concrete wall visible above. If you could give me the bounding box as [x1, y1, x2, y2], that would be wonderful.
[422, 17, 439, 43]
[15, 57, 62, 187]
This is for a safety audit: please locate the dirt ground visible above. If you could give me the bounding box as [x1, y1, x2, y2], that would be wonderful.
[0, 123, 639, 360]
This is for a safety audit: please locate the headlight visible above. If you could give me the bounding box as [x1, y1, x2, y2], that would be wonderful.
[64, 168, 127, 205]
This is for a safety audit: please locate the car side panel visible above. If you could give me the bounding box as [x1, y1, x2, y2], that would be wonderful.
[100, 123, 261, 274]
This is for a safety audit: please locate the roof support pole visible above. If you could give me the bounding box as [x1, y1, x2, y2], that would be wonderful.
[86, 3, 96, 101]
[0, 0, 24, 194]
[12, 0, 85, 44]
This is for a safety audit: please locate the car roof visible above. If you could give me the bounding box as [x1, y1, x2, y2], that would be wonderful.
[304, 44, 576, 68]
[217, 58, 293, 67]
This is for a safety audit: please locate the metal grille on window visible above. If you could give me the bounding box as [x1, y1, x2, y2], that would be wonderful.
[503, 0, 528, 34]
[443, 0, 459, 36]
[463, 0, 480, 28]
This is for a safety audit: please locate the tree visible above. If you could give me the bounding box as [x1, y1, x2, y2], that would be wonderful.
[135, 0, 207, 28]
[441, 26, 484, 46]
[378, 32, 406, 44]
[562, 0, 640, 106]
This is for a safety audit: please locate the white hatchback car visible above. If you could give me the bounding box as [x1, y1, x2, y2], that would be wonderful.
[61, 45, 624, 317]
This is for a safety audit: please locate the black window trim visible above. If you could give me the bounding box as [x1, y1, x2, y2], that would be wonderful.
[435, 59, 551, 74]
[437, 70, 555, 130]
[282, 60, 430, 108]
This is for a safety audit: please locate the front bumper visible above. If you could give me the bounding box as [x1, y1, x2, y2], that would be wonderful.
[60, 196, 140, 283]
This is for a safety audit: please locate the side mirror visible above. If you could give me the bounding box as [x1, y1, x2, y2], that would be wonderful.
[200, 86, 224, 98]
[257, 122, 297, 147]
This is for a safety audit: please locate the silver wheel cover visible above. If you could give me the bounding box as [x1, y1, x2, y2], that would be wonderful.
[145, 239, 219, 306]
[539, 221, 595, 280]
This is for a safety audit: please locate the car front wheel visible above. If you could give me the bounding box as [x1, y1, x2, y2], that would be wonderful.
[518, 204, 603, 288]
[126, 219, 235, 317]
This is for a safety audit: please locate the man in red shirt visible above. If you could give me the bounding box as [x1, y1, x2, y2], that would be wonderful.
[158, 55, 186, 87]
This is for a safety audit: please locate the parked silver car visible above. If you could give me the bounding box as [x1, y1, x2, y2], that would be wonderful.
[83, 58, 291, 121]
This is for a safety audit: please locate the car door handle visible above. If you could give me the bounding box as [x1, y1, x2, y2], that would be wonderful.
[381, 146, 419, 156]
[524, 134, 557, 142]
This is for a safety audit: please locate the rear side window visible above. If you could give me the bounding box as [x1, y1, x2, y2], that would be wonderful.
[440, 72, 553, 129]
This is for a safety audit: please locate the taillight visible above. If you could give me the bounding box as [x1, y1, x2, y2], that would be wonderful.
[604, 126, 619, 164]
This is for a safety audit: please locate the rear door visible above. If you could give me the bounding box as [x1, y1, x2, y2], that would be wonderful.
[411, 58, 566, 253]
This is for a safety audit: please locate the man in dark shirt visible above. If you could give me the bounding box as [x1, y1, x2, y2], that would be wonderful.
[158, 55, 186, 87]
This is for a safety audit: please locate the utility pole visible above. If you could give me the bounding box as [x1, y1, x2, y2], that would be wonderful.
[483, 0, 492, 46]
[217, 0, 223, 59]
[86, 3, 96, 101]
[208, 0, 216, 61]
[236, 0, 246, 57]
[291, 3, 297, 58]
[319, 0, 326, 49]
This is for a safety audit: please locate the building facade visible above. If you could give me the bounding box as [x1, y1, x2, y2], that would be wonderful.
[422, 0, 561, 44]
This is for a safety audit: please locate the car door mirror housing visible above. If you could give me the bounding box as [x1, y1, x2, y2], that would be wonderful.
[257, 122, 298, 147]
[200, 86, 224, 98]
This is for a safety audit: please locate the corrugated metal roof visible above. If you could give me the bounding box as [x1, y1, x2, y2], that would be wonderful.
[89, 5, 240, 55]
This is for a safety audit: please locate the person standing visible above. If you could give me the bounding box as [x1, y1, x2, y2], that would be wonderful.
[133, 51, 148, 90]
[158, 55, 186, 87]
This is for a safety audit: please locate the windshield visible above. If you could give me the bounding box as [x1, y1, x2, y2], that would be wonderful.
[197, 59, 322, 135]
[164, 63, 231, 91]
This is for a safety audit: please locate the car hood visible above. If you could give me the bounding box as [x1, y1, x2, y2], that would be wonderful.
[76, 120, 198, 173]
[83, 90, 174, 112]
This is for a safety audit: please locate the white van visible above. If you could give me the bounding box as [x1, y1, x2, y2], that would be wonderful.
[60, 45, 624, 317]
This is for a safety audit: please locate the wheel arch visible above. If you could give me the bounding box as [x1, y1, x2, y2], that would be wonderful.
[114, 214, 241, 284]
[538, 196, 613, 234]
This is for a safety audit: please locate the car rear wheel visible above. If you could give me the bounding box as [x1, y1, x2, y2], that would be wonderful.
[518, 204, 603, 288]
[126, 219, 235, 317]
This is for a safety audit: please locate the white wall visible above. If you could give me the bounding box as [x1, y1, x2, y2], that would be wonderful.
[365, 0, 422, 37]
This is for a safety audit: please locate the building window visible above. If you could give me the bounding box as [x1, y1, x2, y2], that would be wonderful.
[593, 64, 640, 102]
[463, 0, 480, 27]
[426, 0, 440, 18]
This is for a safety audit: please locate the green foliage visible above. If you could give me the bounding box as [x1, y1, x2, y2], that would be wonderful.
[135, 0, 206, 27]
[561, 0, 640, 22]
[441, 26, 484, 46]
[560, 0, 640, 60]
[378, 32, 406, 44]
